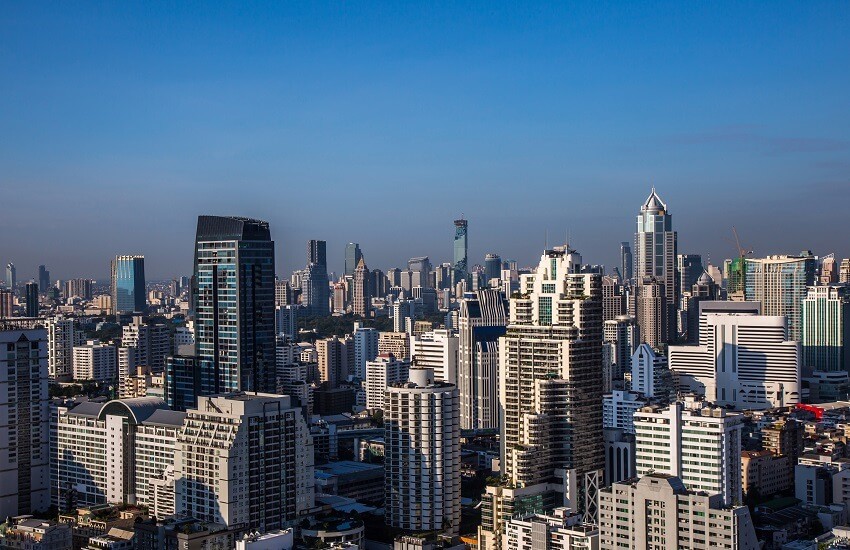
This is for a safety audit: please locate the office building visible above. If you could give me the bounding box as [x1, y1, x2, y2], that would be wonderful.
[630, 343, 672, 399]
[496, 246, 603, 524]
[37, 265, 50, 294]
[353, 324, 379, 379]
[457, 288, 507, 430]
[111, 255, 146, 314]
[634, 399, 743, 505]
[23, 281, 38, 317]
[73, 340, 117, 382]
[603, 315, 638, 381]
[275, 278, 293, 306]
[603, 390, 650, 434]
[122, 315, 169, 373]
[453, 218, 468, 287]
[669, 309, 800, 410]
[365, 353, 409, 410]
[6, 262, 16, 292]
[164, 355, 199, 412]
[275, 304, 299, 342]
[635, 277, 666, 349]
[743, 253, 816, 341]
[64, 278, 93, 301]
[484, 253, 501, 286]
[194, 216, 276, 396]
[47, 315, 85, 382]
[841, 259, 850, 284]
[0, 289, 12, 318]
[602, 276, 625, 322]
[378, 331, 410, 360]
[408, 256, 432, 289]
[317, 335, 353, 388]
[598, 474, 758, 550]
[677, 254, 703, 298]
[0, 325, 50, 518]
[620, 242, 632, 282]
[802, 284, 850, 372]
[303, 263, 330, 316]
[174, 393, 315, 531]
[353, 257, 371, 317]
[384, 368, 460, 535]
[634, 189, 677, 343]
[345, 243, 362, 277]
[410, 328, 458, 385]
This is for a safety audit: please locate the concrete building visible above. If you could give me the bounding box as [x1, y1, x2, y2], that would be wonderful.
[111, 255, 146, 314]
[602, 276, 625, 322]
[174, 393, 315, 531]
[0, 517, 72, 550]
[410, 329, 458, 385]
[669, 311, 800, 410]
[0, 325, 50, 518]
[453, 219, 468, 287]
[802, 284, 850, 373]
[344, 242, 363, 277]
[317, 336, 353, 388]
[365, 353, 409, 411]
[275, 305, 299, 342]
[353, 325, 379, 380]
[634, 399, 743, 506]
[603, 315, 638, 382]
[603, 390, 650, 435]
[352, 258, 371, 317]
[47, 315, 85, 382]
[121, 315, 169, 373]
[741, 450, 792, 499]
[603, 428, 635, 485]
[457, 289, 507, 430]
[598, 474, 758, 550]
[629, 343, 672, 400]
[744, 253, 816, 341]
[385, 368, 460, 536]
[503, 507, 599, 550]
[73, 340, 117, 382]
[378, 332, 410, 360]
[635, 278, 666, 349]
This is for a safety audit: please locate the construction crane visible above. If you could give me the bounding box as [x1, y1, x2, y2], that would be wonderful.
[731, 226, 753, 259]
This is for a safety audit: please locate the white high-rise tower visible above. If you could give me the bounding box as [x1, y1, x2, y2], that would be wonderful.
[635, 188, 677, 344]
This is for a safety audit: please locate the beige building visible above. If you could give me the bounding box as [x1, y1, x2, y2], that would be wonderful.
[741, 450, 791, 499]
[378, 331, 410, 360]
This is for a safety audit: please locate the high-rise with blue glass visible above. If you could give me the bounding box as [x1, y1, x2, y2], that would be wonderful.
[453, 218, 468, 287]
[193, 216, 277, 396]
[111, 255, 146, 314]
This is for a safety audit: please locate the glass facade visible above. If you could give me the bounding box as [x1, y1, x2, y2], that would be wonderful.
[453, 219, 468, 286]
[111, 255, 145, 314]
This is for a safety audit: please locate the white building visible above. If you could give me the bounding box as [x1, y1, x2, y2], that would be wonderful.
[47, 315, 85, 382]
[121, 315, 170, 373]
[353, 324, 379, 380]
[117, 346, 137, 397]
[634, 399, 743, 506]
[73, 340, 117, 382]
[603, 390, 649, 434]
[504, 507, 599, 550]
[133, 409, 186, 515]
[598, 474, 758, 550]
[385, 368, 460, 536]
[364, 353, 409, 410]
[629, 343, 669, 398]
[603, 315, 639, 381]
[669, 312, 800, 409]
[0, 326, 50, 518]
[173, 320, 195, 354]
[174, 393, 315, 532]
[410, 329, 458, 385]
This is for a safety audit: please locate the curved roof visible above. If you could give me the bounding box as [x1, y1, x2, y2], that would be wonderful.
[641, 187, 667, 214]
[97, 397, 168, 424]
[697, 271, 713, 285]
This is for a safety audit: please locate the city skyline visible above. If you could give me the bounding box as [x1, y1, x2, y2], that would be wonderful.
[2, 3, 849, 279]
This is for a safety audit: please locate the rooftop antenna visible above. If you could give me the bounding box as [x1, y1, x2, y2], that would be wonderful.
[545, 228, 548, 250]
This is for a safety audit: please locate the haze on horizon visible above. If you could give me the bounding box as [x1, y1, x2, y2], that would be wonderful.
[2, 2, 849, 281]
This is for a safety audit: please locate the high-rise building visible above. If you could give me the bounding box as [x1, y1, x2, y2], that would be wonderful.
[194, 216, 276, 396]
[598, 474, 758, 550]
[47, 315, 85, 382]
[841, 259, 850, 284]
[635, 277, 666, 349]
[620, 242, 632, 282]
[24, 281, 39, 317]
[274, 279, 293, 306]
[370, 268, 387, 298]
[820, 255, 839, 284]
[0, 324, 50, 518]
[37, 265, 50, 293]
[364, 353, 409, 410]
[353, 257, 371, 317]
[634, 189, 677, 343]
[378, 331, 410, 360]
[603, 315, 639, 381]
[353, 324, 379, 379]
[316, 335, 353, 388]
[122, 314, 170, 373]
[601, 276, 625, 322]
[174, 393, 315, 531]
[0, 289, 12, 318]
[457, 289, 507, 430]
[275, 304, 299, 342]
[111, 255, 146, 314]
[6, 262, 16, 292]
[677, 254, 703, 299]
[802, 284, 850, 372]
[630, 343, 672, 399]
[634, 399, 743, 506]
[409, 328, 458, 385]
[344, 243, 362, 277]
[64, 278, 93, 301]
[408, 256, 432, 289]
[384, 368, 460, 535]
[496, 246, 603, 525]
[484, 254, 501, 286]
[303, 240, 330, 316]
[73, 340, 117, 382]
[669, 308, 800, 410]
[743, 253, 816, 341]
[453, 218, 469, 287]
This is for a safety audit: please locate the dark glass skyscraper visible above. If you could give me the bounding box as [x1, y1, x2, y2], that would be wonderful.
[453, 218, 468, 287]
[111, 255, 146, 314]
[344, 242, 362, 277]
[194, 216, 276, 394]
[620, 242, 633, 281]
[37, 265, 50, 293]
[24, 282, 38, 317]
[304, 239, 330, 316]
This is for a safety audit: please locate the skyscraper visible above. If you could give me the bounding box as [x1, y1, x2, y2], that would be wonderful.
[24, 281, 39, 317]
[744, 253, 816, 341]
[194, 216, 276, 395]
[453, 218, 468, 287]
[635, 278, 666, 349]
[407, 256, 432, 289]
[47, 315, 85, 382]
[352, 257, 371, 317]
[37, 265, 50, 293]
[457, 288, 507, 430]
[384, 368, 460, 536]
[634, 189, 677, 343]
[484, 254, 501, 286]
[620, 242, 632, 282]
[6, 262, 16, 292]
[344, 242, 362, 277]
[303, 239, 330, 316]
[802, 284, 850, 372]
[491, 246, 603, 532]
[111, 255, 146, 314]
[676, 254, 703, 298]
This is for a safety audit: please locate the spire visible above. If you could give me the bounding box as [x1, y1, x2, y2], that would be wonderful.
[355, 257, 367, 270]
[641, 187, 667, 214]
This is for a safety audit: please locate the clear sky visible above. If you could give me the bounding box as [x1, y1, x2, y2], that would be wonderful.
[2, 2, 848, 281]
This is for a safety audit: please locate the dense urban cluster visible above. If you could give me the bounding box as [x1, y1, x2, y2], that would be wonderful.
[2, 190, 850, 550]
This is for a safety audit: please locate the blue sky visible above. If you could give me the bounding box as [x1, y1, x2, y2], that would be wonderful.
[2, 2, 848, 280]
